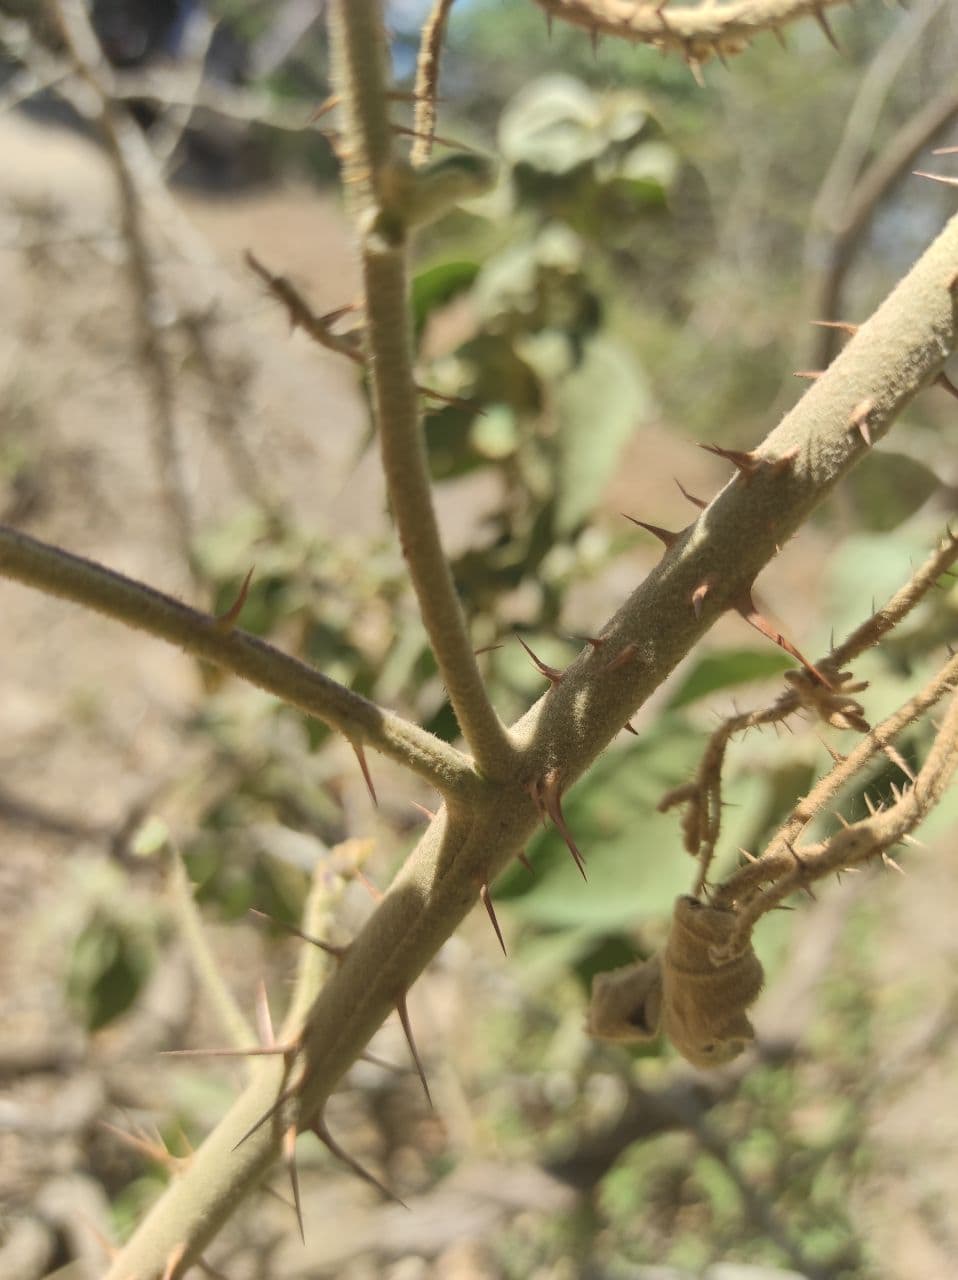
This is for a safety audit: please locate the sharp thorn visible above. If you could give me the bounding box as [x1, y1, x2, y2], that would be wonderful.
[912, 170, 958, 188]
[848, 398, 875, 446]
[691, 581, 710, 620]
[882, 851, 906, 875]
[473, 642, 504, 655]
[215, 567, 254, 633]
[255, 979, 275, 1049]
[622, 513, 680, 548]
[810, 319, 858, 335]
[675, 478, 707, 510]
[585, 635, 605, 649]
[934, 372, 958, 401]
[813, 5, 842, 51]
[517, 849, 534, 874]
[479, 882, 507, 957]
[772, 25, 788, 48]
[350, 741, 378, 807]
[735, 592, 832, 687]
[248, 908, 347, 960]
[163, 1243, 187, 1280]
[233, 1084, 298, 1150]
[793, 369, 824, 380]
[311, 1113, 406, 1206]
[396, 993, 432, 1108]
[410, 800, 437, 822]
[160, 1045, 296, 1059]
[284, 1124, 305, 1244]
[516, 635, 564, 685]
[623, 720, 639, 735]
[540, 769, 587, 880]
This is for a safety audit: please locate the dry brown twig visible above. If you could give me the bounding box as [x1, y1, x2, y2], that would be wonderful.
[659, 528, 958, 893]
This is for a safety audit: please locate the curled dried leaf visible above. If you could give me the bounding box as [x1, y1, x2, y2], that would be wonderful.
[588, 954, 662, 1043]
[660, 896, 764, 1068]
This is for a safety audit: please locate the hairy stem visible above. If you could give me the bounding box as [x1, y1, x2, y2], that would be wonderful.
[332, 0, 516, 779]
[0, 525, 478, 800]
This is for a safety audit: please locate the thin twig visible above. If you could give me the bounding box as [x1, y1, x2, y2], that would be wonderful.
[411, 0, 456, 167]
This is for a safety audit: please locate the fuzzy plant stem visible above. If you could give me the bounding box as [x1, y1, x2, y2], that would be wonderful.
[0, 524, 479, 801]
[98, 205, 958, 1280]
[330, 0, 516, 781]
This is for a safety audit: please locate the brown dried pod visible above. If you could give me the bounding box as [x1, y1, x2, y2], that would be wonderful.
[660, 896, 764, 1068]
[587, 954, 663, 1043]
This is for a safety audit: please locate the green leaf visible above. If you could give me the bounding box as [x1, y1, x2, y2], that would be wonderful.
[667, 648, 795, 710]
[846, 450, 940, 532]
[553, 334, 653, 534]
[412, 259, 480, 341]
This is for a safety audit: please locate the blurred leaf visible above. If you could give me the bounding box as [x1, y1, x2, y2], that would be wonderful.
[846, 450, 940, 532]
[554, 334, 653, 534]
[67, 911, 152, 1031]
[412, 258, 480, 341]
[668, 648, 795, 709]
[499, 75, 605, 175]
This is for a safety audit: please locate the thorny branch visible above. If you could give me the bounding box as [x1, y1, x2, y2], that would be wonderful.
[660, 528, 958, 891]
[713, 673, 958, 953]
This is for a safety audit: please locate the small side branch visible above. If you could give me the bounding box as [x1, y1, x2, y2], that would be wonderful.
[0, 525, 479, 800]
[412, 0, 457, 166]
[529, 0, 852, 63]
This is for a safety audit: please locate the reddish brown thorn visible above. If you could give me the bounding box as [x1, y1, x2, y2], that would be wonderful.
[584, 635, 605, 649]
[411, 800, 437, 823]
[623, 720, 639, 735]
[101, 1121, 181, 1171]
[912, 170, 958, 188]
[479, 882, 507, 957]
[417, 384, 477, 409]
[517, 849, 534, 874]
[622, 513, 680, 548]
[735, 592, 832, 687]
[935, 372, 958, 401]
[163, 1243, 188, 1280]
[396, 992, 432, 1108]
[540, 769, 587, 880]
[606, 641, 640, 673]
[473, 642, 503, 655]
[284, 1123, 305, 1244]
[675, 478, 707, 510]
[813, 5, 841, 51]
[311, 1113, 406, 1206]
[248, 908, 348, 961]
[516, 635, 564, 685]
[772, 25, 787, 48]
[848, 398, 875, 447]
[215, 566, 253, 633]
[699, 442, 763, 482]
[811, 319, 858, 336]
[934, 146, 958, 155]
[691, 581, 710, 620]
[527, 777, 548, 827]
[793, 369, 823, 380]
[349, 741, 378, 807]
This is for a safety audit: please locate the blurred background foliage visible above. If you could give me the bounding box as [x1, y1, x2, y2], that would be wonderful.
[4, 0, 958, 1276]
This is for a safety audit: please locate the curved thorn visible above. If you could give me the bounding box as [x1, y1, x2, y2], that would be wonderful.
[517, 849, 534, 874]
[215, 566, 254, 633]
[623, 720, 639, 735]
[848, 398, 875, 446]
[396, 993, 432, 1108]
[516, 635, 564, 685]
[541, 770, 587, 880]
[935, 372, 958, 401]
[622, 513, 680, 548]
[675, 478, 707, 510]
[813, 5, 841, 51]
[691, 581, 710, 619]
[311, 1113, 406, 1206]
[479, 882, 507, 957]
[735, 592, 832, 687]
